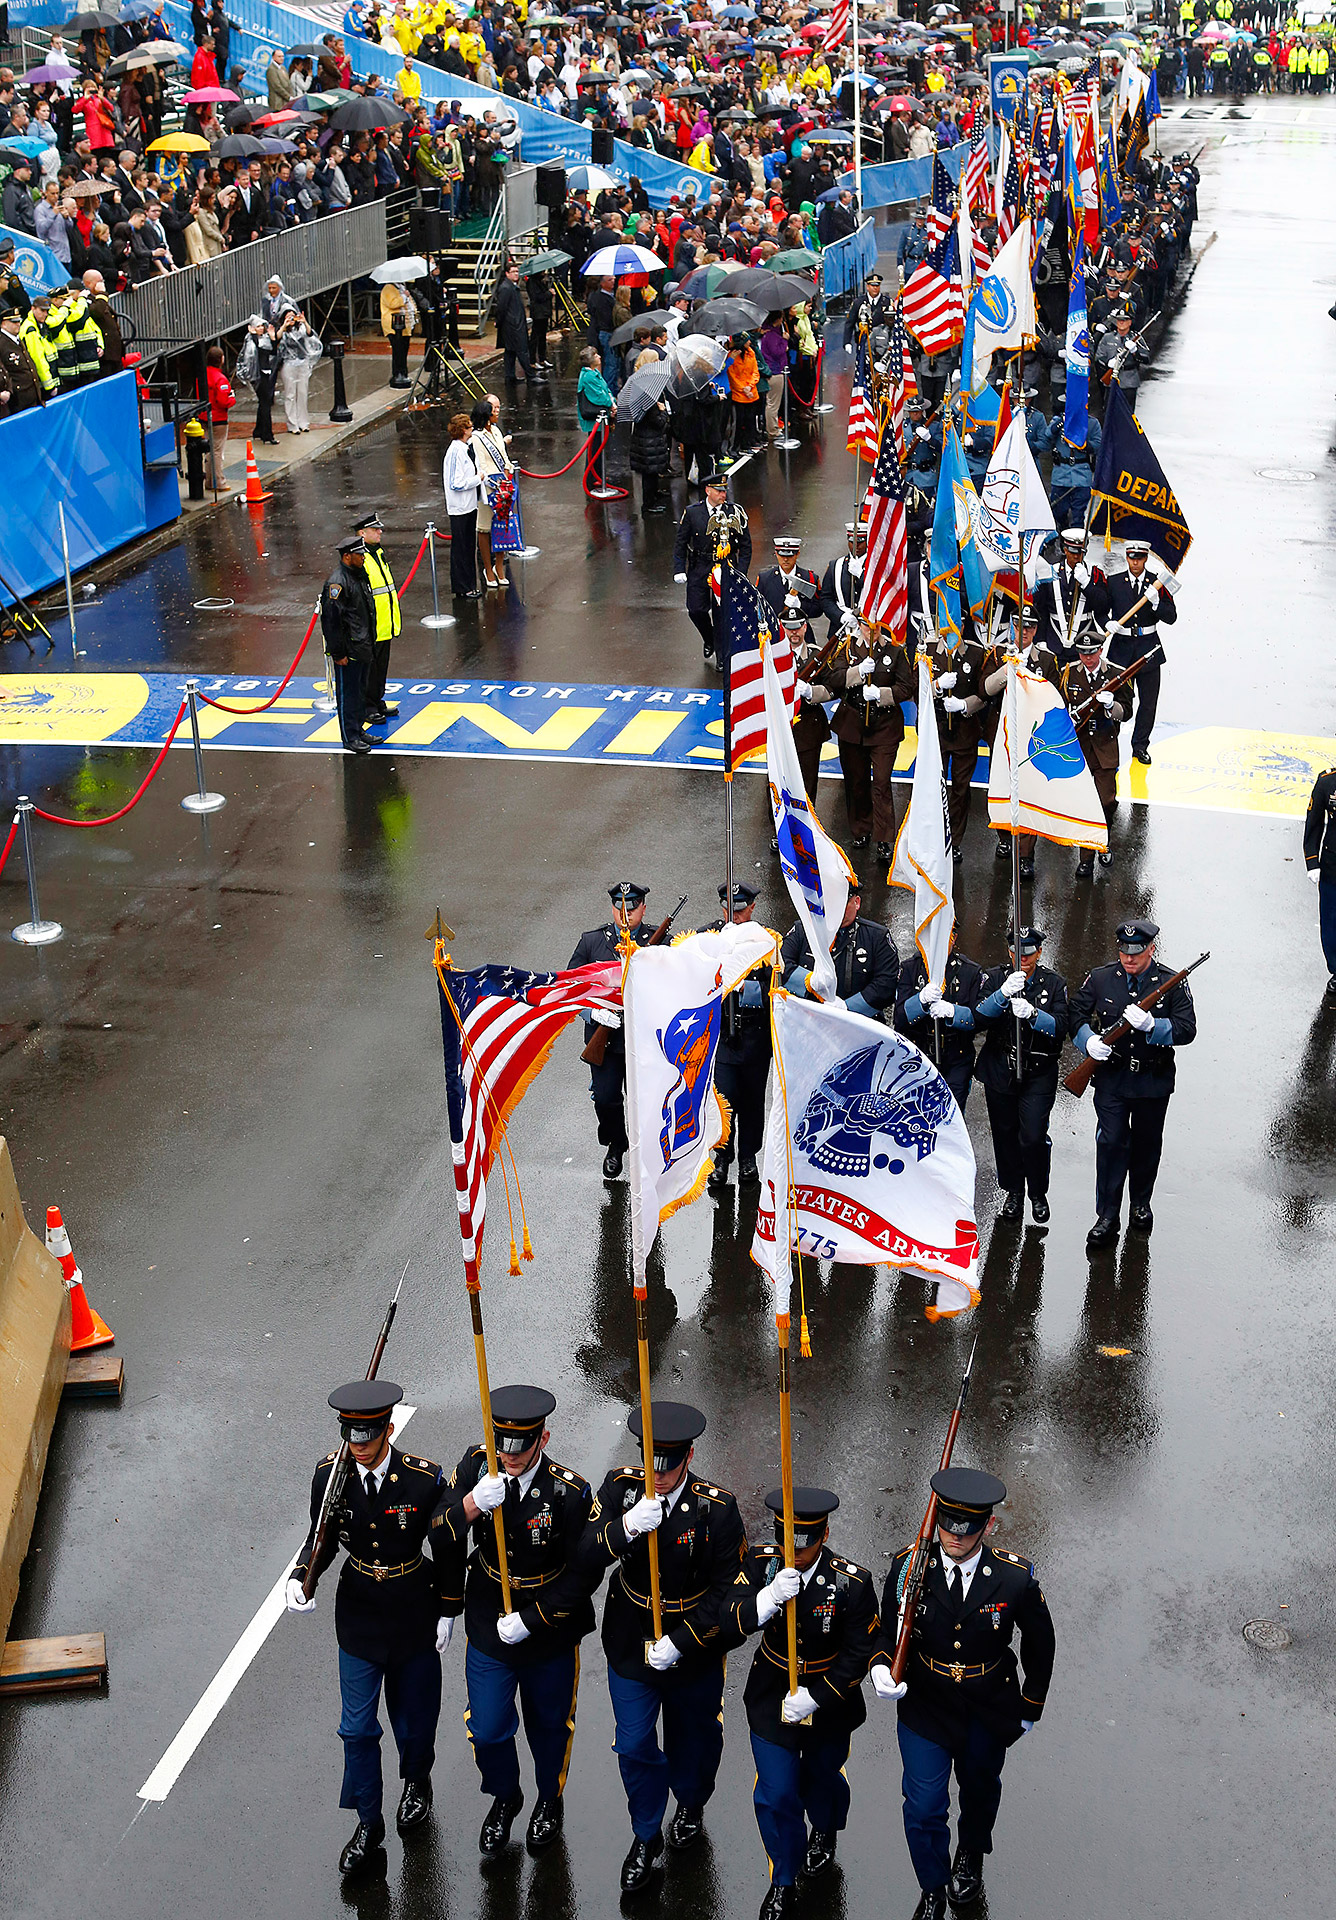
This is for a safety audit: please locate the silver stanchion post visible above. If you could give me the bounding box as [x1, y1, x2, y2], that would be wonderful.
[313, 598, 337, 711]
[180, 680, 226, 814]
[811, 342, 835, 416]
[421, 520, 456, 629]
[774, 363, 800, 452]
[10, 799, 63, 946]
[57, 502, 82, 658]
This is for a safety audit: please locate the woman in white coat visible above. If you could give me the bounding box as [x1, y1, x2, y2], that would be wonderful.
[442, 412, 483, 599]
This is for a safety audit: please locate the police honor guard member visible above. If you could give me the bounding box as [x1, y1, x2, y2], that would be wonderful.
[1062, 627, 1126, 877]
[1302, 764, 1336, 999]
[672, 464, 752, 668]
[578, 1402, 747, 1894]
[433, 1386, 594, 1858]
[982, 609, 1062, 879]
[816, 521, 866, 641]
[829, 616, 916, 860]
[758, 535, 828, 799]
[287, 1382, 454, 1875]
[727, 1489, 878, 1918]
[973, 927, 1069, 1224]
[922, 627, 998, 860]
[569, 882, 655, 1180]
[1068, 918, 1198, 1249]
[706, 882, 772, 1195]
[869, 1469, 1055, 1919]
[354, 511, 401, 728]
[1031, 528, 1109, 664]
[1102, 537, 1175, 766]
[320, 537, 377, 755]
[896, 933, 984, 1113]
[781, 885, 899, 1023]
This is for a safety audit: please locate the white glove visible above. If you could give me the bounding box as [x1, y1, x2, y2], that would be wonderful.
[1073, 564, 1090, 587]
[915, 425, 931, 442]
[1144, 585, 1160, 610]
[436, 1616, 454, 1653]
[497, 1610, 531, 1647]
[674, 571, 688, 583]
[1011, 997, 1035, 1021]
[930, 1000, 956, 1021]
[647, 1634, 682, 1671]
[962, 432, 974, 447]
[1021, 1718, 1035, 1735]
[852, 654, 876, 682]
[782, 1686, 819, 1723]
[1123, 1002, 1155, 1033]
[1085, 1034, 1113, 1062]
[872, 684, 900, 706]
[592, 1008, 622, 1029]
[622, 1494, 664, 1539]
[936, 671, 958, 691]
[756, 1565, 803, 1624]
[472, 1472, 507, 1513]
[942, 696, 968, 714]
[871, 1666, 908, 1701]
[1001, 970, 1026, 997]
[795, 678, 813, 701]
[1096, 690, 1115, 709]
[920, 981, 943, 1008]
[1309, 868, 1322, 885]
[286, 1577, 317, 1614]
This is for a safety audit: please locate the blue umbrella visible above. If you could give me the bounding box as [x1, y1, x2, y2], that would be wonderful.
[0, 225, 70, 296]
[718, 4, 755, 16]
[120, 0, 157, 15]
[1, 135, 49, 160]
[582, 242, 665, 277]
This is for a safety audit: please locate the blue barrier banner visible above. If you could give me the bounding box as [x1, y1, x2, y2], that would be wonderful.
[988, 55, 1030, 126]
[5, 0, 71, 23]
[838, 144, 965, 212]
[822, 219, 876, 301]
[0, 225, 70, 296]
[0, 372, 149, 603]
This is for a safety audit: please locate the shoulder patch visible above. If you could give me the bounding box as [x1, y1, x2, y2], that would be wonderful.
[320, 1451, 338, 1465]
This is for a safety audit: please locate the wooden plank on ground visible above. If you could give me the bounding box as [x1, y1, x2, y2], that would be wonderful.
[0, 1632, 107, 1697]
[63, 1352, 124, 1400]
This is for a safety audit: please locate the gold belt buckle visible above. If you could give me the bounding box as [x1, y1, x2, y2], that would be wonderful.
[372, 1563, 388, 1583]
[949, 1662, 965, 1683]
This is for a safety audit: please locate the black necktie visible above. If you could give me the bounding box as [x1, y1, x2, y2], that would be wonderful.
[363, 1471, 378, 1501]
[949, 1566, 963, 1608]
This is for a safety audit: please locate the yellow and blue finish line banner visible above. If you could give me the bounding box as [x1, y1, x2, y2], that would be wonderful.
[0, 673, 1330, 820]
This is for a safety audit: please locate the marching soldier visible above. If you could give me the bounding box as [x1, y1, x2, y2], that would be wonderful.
[1063, 628, 1127, 877]
[816, 521, 866, 640]
[354, 511, 401, 728]
[1103, 538, 1176, 765]
[869, 1468, 1055, 1919]
[1069, 918, 1198, 1249]
[672, 464, 751, 668]
[434, 1385, 594, 1859]
[727, 1488, 878, 1918]
[972, 926, 1069, 1223]
[828, 615, 916, 860]
[578, 1402, 748, 1894]
[1032, 529, 1108, 663]
[780, 885, 899, 1021]
[895, 931, 984, 1113]
[286, 1382, 454, 1876]
[921, 627, 997, 859]
[569, 881, 656, 1180]
[320, 537, 376, 756]
[1302, 764, 1336, 999]
[706, 881, 772, 1195]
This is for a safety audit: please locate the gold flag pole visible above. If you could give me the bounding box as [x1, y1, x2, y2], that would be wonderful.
[777, 1310, 799, 1694]
[619, 915, 664, 1644]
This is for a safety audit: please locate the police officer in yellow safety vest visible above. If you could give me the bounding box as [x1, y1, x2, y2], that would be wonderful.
[1214, 0, 1233, 19]
[18, 294, 58, 399]
[1313, 43, 1330, 92]
[1291, 39, 1308, 87]
[354, 510, 401, 727]
[61, 283, 103, 387]
[1209, 40, 1231, 87]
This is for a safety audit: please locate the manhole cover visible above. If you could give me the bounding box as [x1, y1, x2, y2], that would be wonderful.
[1242, 1619, 1292, 1651]
[1256, 468, 1316, 483]
[193, 598, 235, 612]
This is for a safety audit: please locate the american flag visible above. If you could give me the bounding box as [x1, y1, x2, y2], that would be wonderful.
[438, 959, 622, 1272]
[996, 131, 1021, 244]
[886, 302, 917, 461]
[722, 563, 794, 768]
[847, 331, 879, 460]
[963, 120, 991, 217]
[902, 157, 964, 355]
[859, 411, 909, 636]
[822, 0, 849, 53]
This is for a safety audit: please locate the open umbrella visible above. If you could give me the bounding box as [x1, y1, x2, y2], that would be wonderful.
[575, 71, 615, 86]
[564, 164, 619, 191]
[668, 82, 708, 96]
[583, 242, 665, 276]
[0, 135, 47, 160]
[217, 133, 267, 159]
[259, 138, 297, 156]
[149, 132, 211, 152]
[67, 175, 112, 196]
[286, 42, 326, 58]
[63, 9, 120, 27]
[330, 98, 408, 131]
[677, 261, 742, 299]
[681, 295, 766, 337]
[727, 268, 818, 308]
[184, 86, 240, 104]
[105, 41, 184, 75]
[251, 108, 314, 128]
[767, 248, 821, 274]
[610, 307, 675, 344]
[20, 63, 78, 83]
[807, 128, 853, 145]
[370, 256, 429, 283]
[290, 92, 343, 111]
[520, 250, 572, 276]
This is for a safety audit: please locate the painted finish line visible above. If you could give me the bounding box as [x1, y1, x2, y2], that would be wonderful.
[0, 673, 1331, 818]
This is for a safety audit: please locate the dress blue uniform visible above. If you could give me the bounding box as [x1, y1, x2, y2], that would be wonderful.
[973, 929, 1069, 1221]
[896, 947, 984, 1113]
[568, 883, 655, 1174]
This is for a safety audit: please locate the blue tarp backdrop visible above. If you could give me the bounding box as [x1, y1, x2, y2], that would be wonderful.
[0, 226, 69, 296]
[0, 372, 153, 603]
[839, 145, 966, 212]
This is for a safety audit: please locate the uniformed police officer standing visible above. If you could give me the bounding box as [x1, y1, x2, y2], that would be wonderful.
[354, 511, 401, 728]
[706, 881, 772, 1195]
[286, 1382, 454, 1875]
[973, 927, 1069, 1222]
[1103, 538, 1176, 765]
[569, 882, 656, 1179]
[816, 521, 866, 640]
[781, 886, 899, 1021]
[728, 1488, 878, 1919]
[672, 465, 752, 668]
[829, 616, 916, 860]
[921, 628, 997, 859]
[756, 532, 820, 628]
[578, 1402, 747, 1894]
[896, 933, 984, 1113]
[320, 537, 377, 755]
[1032, 529, 1108, 663]
[869, 1468, 1055, 1918]
[1062, 628, 1126, 876]
[1302, 764, 1336, 998]
[434, 1385, 594, 1859]
[1069, 917, 1198, 1249]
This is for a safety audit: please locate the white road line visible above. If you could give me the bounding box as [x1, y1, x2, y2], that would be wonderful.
[137, 1403, 417, 1804]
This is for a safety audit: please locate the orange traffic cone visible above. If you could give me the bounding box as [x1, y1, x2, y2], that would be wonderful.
[243, 440, 272, 506]
[45, 1206, 114, 1351]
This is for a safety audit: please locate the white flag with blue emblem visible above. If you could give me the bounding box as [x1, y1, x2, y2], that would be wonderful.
[764, 636, 853, 1004]
[986, 660, 1108, 850]
[624, 923, 778, 1280]
[752, 995, 980, 1322]
[972, 411, 1054, 577]
[889, 653, 955, 988]
[962, 217, 1035, 395]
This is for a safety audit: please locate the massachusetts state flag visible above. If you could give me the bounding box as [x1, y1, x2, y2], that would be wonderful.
[861, 411, 909, 637]
[903, 156, 964, 355]
[987, 660, 1108, 851]
[722, 561, 795, 768]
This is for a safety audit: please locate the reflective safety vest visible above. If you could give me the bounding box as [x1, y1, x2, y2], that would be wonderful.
[1214, 0, 1233, 17]
[43, 303, 79, 385]
[1315, 47, 1330, 73]
[1210, 45, 1230, 63]
[64, 294, 103, 380]
[1179, 0, 1195, 18]
[1293, 43, 1308, 70]
[18, 314, 57, 395]
[363, 545, 401, 642]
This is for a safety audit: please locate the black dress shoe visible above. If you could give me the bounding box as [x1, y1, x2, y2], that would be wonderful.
[995, 833, 1012, 859]
[738, 1156, 760, 1186]
[760, 1886, 798, 1917]
[948, 1843, 985, 1906]
[345, 737, 371, 755]
[603, 1148, 623, 1180]
[1098, 847, 1114, 866]
[920, 1890, 950, 1920]
[1075, 857, 1094, 878]
[1019, 856, 1035, 880]
[875, 840, 893, 862]
[526, 1796, 564, 1854]
[620, 1830, 665, 1892]
[850, 834, 870, 850]
[667, 1801, 704, 1850]
[339, 1817, 386, 1874]
[396, 1778, 432, 1832]
[479, 1792, 524, 1858]
[953, 847, 964, 864]
[1000, 1189, 1023, 1222]
[1031, 1195, 1050, 1223]
[802, 1827, 837, 1876]
[1133, 747, 1152, 765]
[1086, 1214, 1120, 1250]
[380, 702, 400, 718]
[707, 1161, 730, 1195]
[1129, 1203, 1154, 1233]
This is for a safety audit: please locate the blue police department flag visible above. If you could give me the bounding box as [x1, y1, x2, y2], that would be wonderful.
[1089, 384, 1193, 569]
[1063, 236, 1090, 450]
[1099, 132, 1123, 227]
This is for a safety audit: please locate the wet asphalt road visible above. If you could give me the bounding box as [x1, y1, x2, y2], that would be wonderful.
[3, 108, 1336, 1920]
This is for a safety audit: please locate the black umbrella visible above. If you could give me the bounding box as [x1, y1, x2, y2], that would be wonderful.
[681, 296, 766, 337]
[217, 132, 267, 159]
[575, 70, 615, 86]
[669, 84, 708, 97]
[287, 42, 326, 57]
[330, 97, 409, 131]
[225, 102, 258, 128]
[610, 308, 674, 344]
[64, 9, 120, 27]
[726, 269, 817, 309]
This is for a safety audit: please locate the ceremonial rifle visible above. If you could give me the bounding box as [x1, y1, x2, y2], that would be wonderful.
[1067, 646, 1161, 731]
[580, 894, 689, 1068]
[1098, 309, 1161, 387]
[300, 1259, 410, 1601]
[889, 1337, 979, 1684]
[1062, 952, 1210, 1098]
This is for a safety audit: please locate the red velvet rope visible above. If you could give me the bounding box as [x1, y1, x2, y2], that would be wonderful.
[0, 813, 18, 883]
[786, 341, 824, 410]
[517, 424, 600, 480]
[33, 701, 189, 826]
[198, 609, 320, 714]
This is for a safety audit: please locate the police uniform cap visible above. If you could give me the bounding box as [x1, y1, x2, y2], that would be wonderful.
[353, 510, 383, 532]
[702, 464, 732, 487]
[932, 1466, 1005, 1533]
[1020, 608, 1039, 628]
[718, 880, 758, 906]
[1124, 538, 1151, 556]
[491, 1383, 556, 1452]
[328, 1381, 401, 1440]
[1060, 528, 1086, 547]
[772, 534, 802, 551]
[1007, 924, 1044, 955]
[336, 536, 366, 557]
[608, 880, 648, 907]
[628, 1400, 706, 1467]
[1115, 917, 1158, 953]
